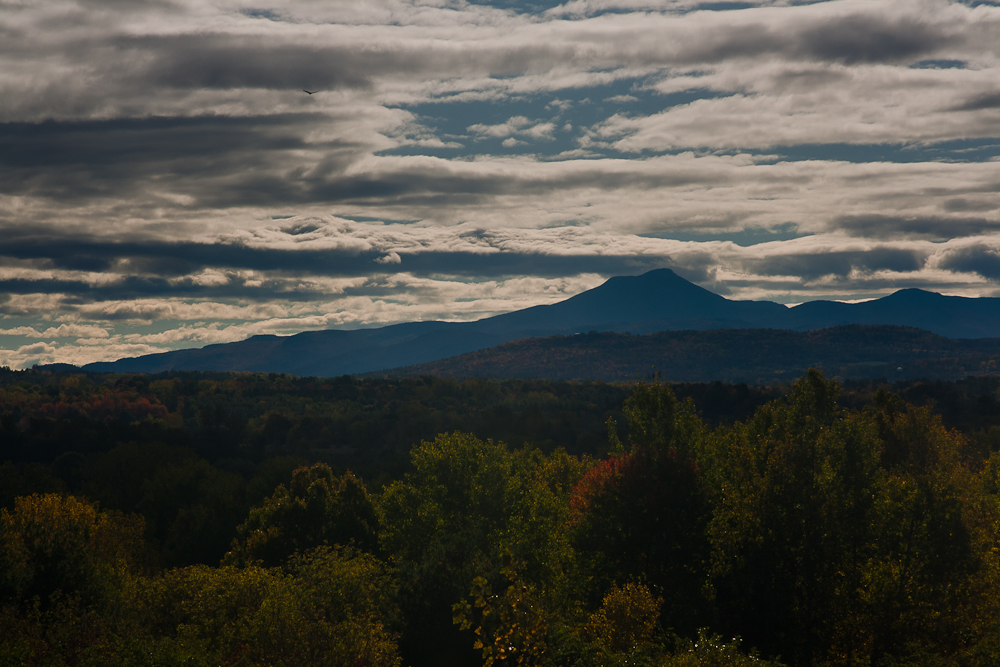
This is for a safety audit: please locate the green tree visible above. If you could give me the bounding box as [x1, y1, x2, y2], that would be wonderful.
[142, 548, 400, 667]
[852, 390, 983, 664]
[0, 493, 144, 609]
[615, 380, 704, 457]
[0, 494, 146, 666]
[225, 463, 378, 567]
[585, 582, 662, 652]
[380, 433, 586, 667]
[706, 370, 982, 665]
[454, 560, 551, 667]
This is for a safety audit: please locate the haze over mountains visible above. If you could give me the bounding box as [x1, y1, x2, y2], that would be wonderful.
[83, 269, 1000, 378]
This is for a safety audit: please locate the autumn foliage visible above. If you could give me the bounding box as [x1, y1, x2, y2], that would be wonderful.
[6, 369, 1000, 666]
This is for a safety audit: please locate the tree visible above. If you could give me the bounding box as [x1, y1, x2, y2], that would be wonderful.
[225, 463, 378, 568]
[380, 433, 586, 667]
[142, 548, 401, 667]
[0, 494, 146, 666]
[571, 383, 710, 632]
[706, 370, 982, 665]
[585, 582, 662, 653]
[0, 493, 144, 609]
[137, 458, 246, 567]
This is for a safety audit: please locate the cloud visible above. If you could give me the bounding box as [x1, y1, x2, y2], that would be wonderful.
[0, 113, 373, 207]
[742, 247, 927, 281]
[943, 197, 998, 213]
[833, 214, 1000, 241]
[126, 35, 376, 91]
[793, 14, 955, 65]
[0, 324, 109, 338]
[72, 299, 301, 324]
[0, 0, 999, 366]
[950, 92, 1000, 111]
[0, 234, 385, 278]
[375, 251, 402, 264]
[592, 60, 1000, 151]
[938, 243, 1000, 280]
[468, 116, 556, 141]
[0, 340, 167, 370]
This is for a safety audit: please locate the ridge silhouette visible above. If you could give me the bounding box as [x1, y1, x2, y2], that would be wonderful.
[83, 268, 1000, 376]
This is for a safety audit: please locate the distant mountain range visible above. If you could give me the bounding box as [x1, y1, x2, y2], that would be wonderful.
[82, 268, 1000, 378]
[375, 325, 1000, 384]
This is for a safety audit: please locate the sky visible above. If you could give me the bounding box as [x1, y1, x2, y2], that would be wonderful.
[1, 0, 1000, 369]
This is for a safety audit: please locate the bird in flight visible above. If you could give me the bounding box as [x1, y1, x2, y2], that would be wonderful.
[303, 89, 318, 94]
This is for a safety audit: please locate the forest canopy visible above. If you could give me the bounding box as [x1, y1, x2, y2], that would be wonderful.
[3, 368, 1000, 665]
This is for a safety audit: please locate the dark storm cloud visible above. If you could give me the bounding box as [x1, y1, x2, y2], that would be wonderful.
[938, 244, 1000, 280]
[682, 13, 954, 66]
[300, 167, 709, 207]
[796, 15, 951, 65]
[125, 35, 373, 91]
[0, 236, 385, 276]
[943, 198, 998, 213]
[951, 92, 1000, 111]
[0, 114, 317, 170]
[833, 214, 1000, 241]
[0, 114, 360, 204]
[0, 114, 715, 207]
[743, 248, 925, 280]
[0, 276, 327, 303]
[0, 228, 674, 286]
[117, 34, 575, 92]
[73, 9, 957, 104]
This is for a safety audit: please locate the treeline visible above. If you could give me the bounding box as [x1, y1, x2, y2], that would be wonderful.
[4, 369, 1000, 664]
[0, 368, 636, 474]
[3, 368, 1000, 571]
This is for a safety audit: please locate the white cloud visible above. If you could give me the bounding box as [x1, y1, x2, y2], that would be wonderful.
[467, 116, 555, 141]
[593, 62, 1000, 151]
[0, 324, 110, 339]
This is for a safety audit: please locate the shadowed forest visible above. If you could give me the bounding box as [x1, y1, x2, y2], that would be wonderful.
[5, 368, 1000, 665]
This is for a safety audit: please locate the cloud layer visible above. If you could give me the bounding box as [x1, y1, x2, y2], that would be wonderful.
[1, 0, 999, 368]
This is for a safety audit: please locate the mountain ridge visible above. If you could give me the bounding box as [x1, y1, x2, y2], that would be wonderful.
[82, 269, 1000, 377]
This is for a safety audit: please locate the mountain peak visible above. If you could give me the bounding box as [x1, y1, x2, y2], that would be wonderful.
[601, 267, 712, 291]
[880, 288, 946, 302]
[566, 267, 727, 311]
[473, 267, 738, 334]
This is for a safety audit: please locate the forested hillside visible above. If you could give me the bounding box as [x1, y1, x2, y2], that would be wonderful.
[4, 368, 1000, 665]
[381, 325, 1000, 383]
